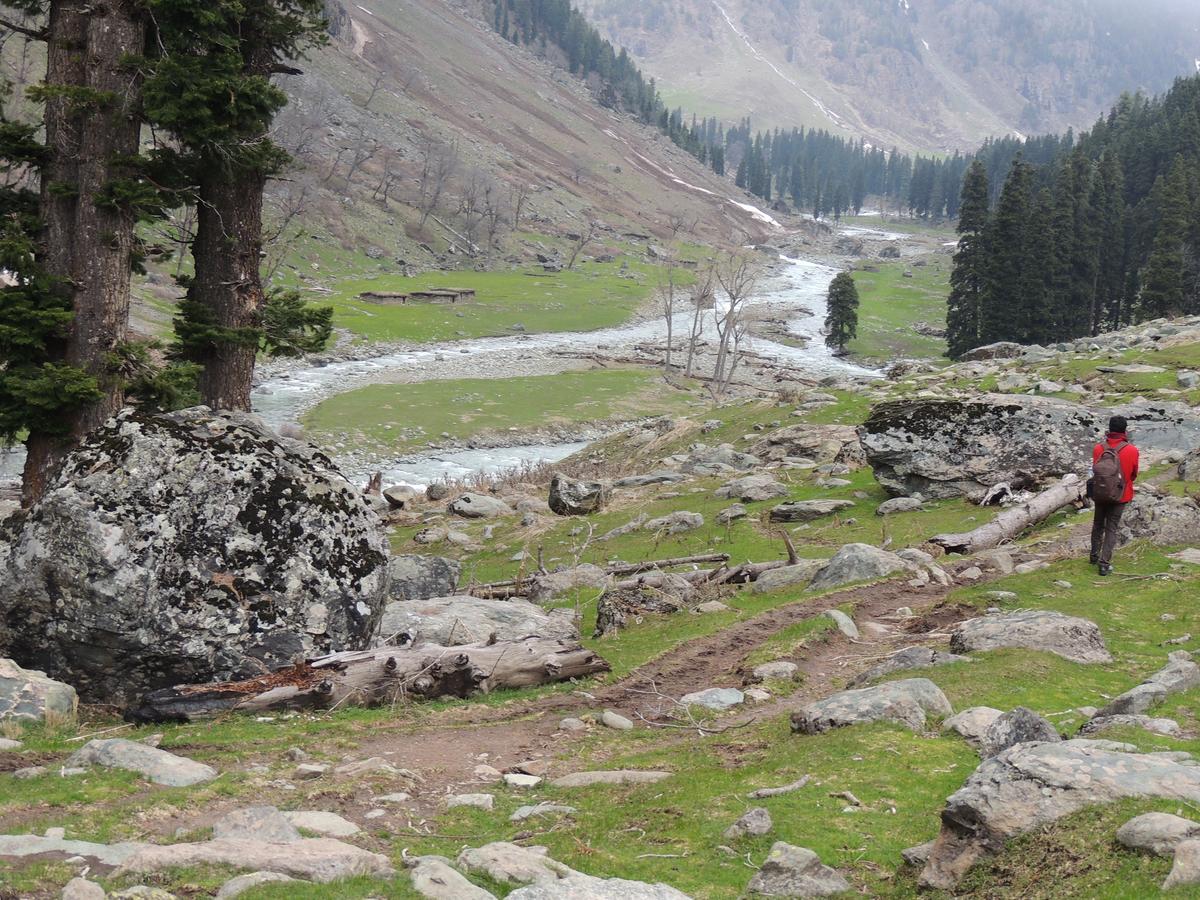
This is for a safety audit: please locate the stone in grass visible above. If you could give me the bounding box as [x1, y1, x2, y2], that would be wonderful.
[768, 500, 855, 523]
[65, 738, 216, 787]
[724, 807, 773, 840]
[0, 738, 22, 751]
[550, 770, 671, 788]
[1096, 651, 1200, 718]
[504, 774, 542, 789]
[448, 493, 513, 519]
[849, 647, 969, 689]
[507, 876, 691, 898]
[283, 810, 360, 838]
[949, 610, 1112, 664]
[601, 709, 633, 730]
[1081, 714, 1182, 737]
[978, 707, 1060, 758]
[408, 855, 497, 900]
[823, 609, 858, 639]
[62, 879, 106, 900]
[717, 504, 748, 524]
[807, 544, 912, 592]
[941, 707, 1004, 748]
[211, 807, 301, 843]
[295, 763, 328, 779]
[900, 841, 935, 867]
[644, 511, 704, 534]
[1116, 812, 1200, 856]
[115, 838, 393, 883]
[752, 560, 826, 594]
[680, 688, 745, 711]
[215, 872, 301, 900]
[791, 678, 952, 735]
[559, 717, 587, 732]
[109, 888, 177, 899]
[0, 657, 78, 723]
[448, 794, 495, 811]
[456, 842, 574, 885]
[747, 842, 850, 896]
[511, 803, 577, 823]
[753, 661, 799, 682]
[1164, 840, 1200, 890]
[876, 497, 923, 516]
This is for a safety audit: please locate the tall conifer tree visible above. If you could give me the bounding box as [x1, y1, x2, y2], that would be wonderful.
[945, 160, 989, 358]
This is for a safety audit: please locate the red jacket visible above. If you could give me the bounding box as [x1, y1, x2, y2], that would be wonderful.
[1093, 433, 1139, 503]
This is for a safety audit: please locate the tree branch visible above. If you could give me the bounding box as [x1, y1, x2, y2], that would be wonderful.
[0, 16, 48, 40]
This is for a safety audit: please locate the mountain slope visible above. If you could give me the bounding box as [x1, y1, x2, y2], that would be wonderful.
[577, 0, 1200, 152]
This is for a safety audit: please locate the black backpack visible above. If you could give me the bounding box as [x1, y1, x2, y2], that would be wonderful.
[1092, 441, 1128, 504]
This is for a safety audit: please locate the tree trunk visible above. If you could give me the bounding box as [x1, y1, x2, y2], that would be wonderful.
[929, 476, 1086, 555]
[190, 166, 266, 411]
[125, 638, 611, 723]
[23, 0, 145, 504]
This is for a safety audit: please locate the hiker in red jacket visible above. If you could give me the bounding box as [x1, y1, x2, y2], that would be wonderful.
[1090, 415, 1139, 576]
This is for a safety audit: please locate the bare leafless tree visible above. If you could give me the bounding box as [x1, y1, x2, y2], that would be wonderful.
[364, 71, 386, 109]
[262, 181, 314, 282]
[456, 168, 487, 254]
[480, 176, 507, 253]
[658, 252, 680, 369]
[667, 209, 698, 241]
[685, 264, 715, 378]
[371, 149, 404, 204]
[510, 183, 532, 232]
[565, 217, 599, 269]
[712, 251, 761, 394]
[416, 135, 459, 228]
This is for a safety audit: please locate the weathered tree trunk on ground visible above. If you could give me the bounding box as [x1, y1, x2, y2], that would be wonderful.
[930, 476, 1086, 555]
[470, 553, 731, 599]
[125, 638, 611, 723]
[189, 165, 267, 411]
[22, 0, 145, 504]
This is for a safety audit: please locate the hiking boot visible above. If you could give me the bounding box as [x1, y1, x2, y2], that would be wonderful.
[1089, 554, 1099, 565]
[1099, 563, 1113, 576]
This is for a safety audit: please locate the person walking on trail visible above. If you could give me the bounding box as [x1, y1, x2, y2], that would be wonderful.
[1090, 415, 1139, 576]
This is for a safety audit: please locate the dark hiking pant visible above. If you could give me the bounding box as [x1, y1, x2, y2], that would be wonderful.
[1091, 501, 1126, 566]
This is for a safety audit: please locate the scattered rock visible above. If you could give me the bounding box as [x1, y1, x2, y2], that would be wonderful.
[791, 678, 952, 734]
[408, 855, 497, 900]
[115, 837, 393, 883]
[1096, 651, 1200, 717]
[0, 738, 21, 751]
[387, 555, 461, 603]
[457, 842, 574, 885]
[601, 709, 633, 731]
[507, 876, 690, 898]
[752, 560, 826, 593]
[65, 739, 217, 787]
[747, 842, 850, 896]
[808, 544, 911, 592]
[0, 408, 389, 702]
[680, 444, 760, 475]
[511, 803, 577, 823]
[294, 763, 328, 779]
[876, 497, 923, 516]
[752, 661, 799, 682]
[644, 511, 704, 533]
[725, 808, 772, 840]
[0, 657, 78, 723]
[448, 793, 495, 811]
[949, 610, 1112, 664]
[717, 504, 748, 524]
[504, 773, 542, 789]
[449, 493, 513, 519]
[849, 647, 969, 688]
[550, 770, 670, 788]
[978, 707, 1061, 758]
[1080, 714, 1181, 737]
[919, 740, 1200, 890]
[215, 872, 301, 900]
[1116, 812, 1200, 856]
[212, 807, 300, 843]
[527, 565, 611, 603]
[0, 833, 141, 867]
[680, 688, 744, 711]
[1118, 490, 1200, 548]
[548, 474, 608, 516]
[377, 595, 577, 646]
[559, 717, 587, 732]
[901, 841, 935, 868]
[62, 878, 106, 900]
[383, 484, 418, 509]
[942, 707, 1004, 748]
[716, 475, 789, 502]
[1164, 839, 1200, 890]
[768, 500, 854, 523]
[822, 610, 858, 639]
[283, 810, 360, 838]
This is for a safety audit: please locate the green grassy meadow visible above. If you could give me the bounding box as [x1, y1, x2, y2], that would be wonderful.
[850, 260, 950, 362]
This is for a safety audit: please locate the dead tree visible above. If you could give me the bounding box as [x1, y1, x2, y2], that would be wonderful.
[712, 252, 761, 393]
[416, 135, 459, 228]
[126, 638, 611, 723]
[565, 217, 599, 269]
[510, 182, 532, 232]
[685, 264, 715, 378]
[659, 252, 679, 369]
[930, 476, 1087, 554]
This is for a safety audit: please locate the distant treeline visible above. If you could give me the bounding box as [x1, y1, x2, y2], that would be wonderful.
[947, 75, 1200, 356]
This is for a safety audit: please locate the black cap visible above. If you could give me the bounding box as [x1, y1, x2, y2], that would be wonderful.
[1108, 415, 1128, 434]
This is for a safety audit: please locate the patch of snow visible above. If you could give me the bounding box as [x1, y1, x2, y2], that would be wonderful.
[921, 39, 929, 51]
[355, 4, 375, 14]
[729, 200, 781, 228]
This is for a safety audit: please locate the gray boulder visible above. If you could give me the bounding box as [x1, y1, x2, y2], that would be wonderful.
[548, 474, 608, 516]
[808, 544, 911, 592]
[942, 707, 1004, 748]
[749, 424, 865, 469]
[612, 472, 688, 488]
[823, 609, 858, 638]
[679, 444, 760, 474]
[717, 504, 748, 524]
[456, 842, 574, 885]
[0, 408, 389, 703]
[449, 493, 513, 519]
[920, 740, 1200, 890]
[212, 807, 300, 843]
[752, 560, 826, 593]
[115, 837, 393, 883]
[1096, 651, 1200, 717]
[680, 687, 744, 711]
[0, 657, 77, 722]
[388, 555, 460, 602]
[1116, 812, 1200, 856]
[849, 647, 969, 688]
[1164, 839, 1200, 890]
[62, 878, 107, 900]
[527, 564, 611, 602]
[216, 872, 302, 900]
[507, 876, 691, 898]
[978, 707, 1060, 758]
[550, 770, 670, 788]
[791, 678, 952, 734]
[1181, 448, 1200, 482]
[746, 842, 849, 896]
[876, 497, 923, 516]
[383, 484, 418, 509]
[861, 395, 1200, 499]
[716, 475, 789, 502]
[724, 807, 772, 840]
[769, 500, 854, 523]
[66, 738, 217, 787]
[644, 511, 704, 534]
[408, 855, 497, 899]
[377, 596, 577, 646]
[1117, 490, 1200, 547]
[1079, 713, 1181, 737]
[950, 610, 1112, 664]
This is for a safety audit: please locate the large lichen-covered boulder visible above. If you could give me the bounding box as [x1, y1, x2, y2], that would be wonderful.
[0, 408, 390, 703]
[859, 395, 1200, 499]
[949, 610, 1112, 664]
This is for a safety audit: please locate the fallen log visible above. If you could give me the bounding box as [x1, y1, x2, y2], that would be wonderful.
[929, 475, 1086, 555]
[125, 638, 610, 724]
[470, 552, 732, 598]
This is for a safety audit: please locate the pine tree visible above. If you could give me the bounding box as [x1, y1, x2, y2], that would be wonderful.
[1140, 160, 1191, 318]
[980, 159, 1033, 345]
[824, 272, 859, 354]
[945, 160, 989, 358]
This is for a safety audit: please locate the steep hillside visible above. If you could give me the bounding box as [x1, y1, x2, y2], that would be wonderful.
[577, 0, 1200, 152]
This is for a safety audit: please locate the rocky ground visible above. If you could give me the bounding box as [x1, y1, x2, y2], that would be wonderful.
[3, 316, 1200, 899]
